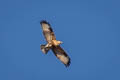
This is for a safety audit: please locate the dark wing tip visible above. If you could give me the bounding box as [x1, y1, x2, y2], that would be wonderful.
[40, 20, 50, 25]
[65, 57, 71, 67]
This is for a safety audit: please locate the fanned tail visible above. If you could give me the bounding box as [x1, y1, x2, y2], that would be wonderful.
[40, 45, 51, 54]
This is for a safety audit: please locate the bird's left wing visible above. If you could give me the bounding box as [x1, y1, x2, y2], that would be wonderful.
[52, 46, 71, 67]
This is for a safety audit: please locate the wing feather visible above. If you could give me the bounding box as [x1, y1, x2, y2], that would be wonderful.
[40, 20, 56, 42]
[51, 46, 71, 67]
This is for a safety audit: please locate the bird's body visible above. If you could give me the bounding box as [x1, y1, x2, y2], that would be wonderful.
[45, 40, 62, 47]
[40, 20, 71, 67]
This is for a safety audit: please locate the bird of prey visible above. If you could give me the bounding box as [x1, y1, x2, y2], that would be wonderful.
[40, 20, 71, 67]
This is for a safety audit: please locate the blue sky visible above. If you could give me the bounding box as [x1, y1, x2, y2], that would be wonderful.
[0, 0, 120, 80]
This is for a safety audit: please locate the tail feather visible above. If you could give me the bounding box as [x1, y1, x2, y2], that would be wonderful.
[40, 45, 51, 54]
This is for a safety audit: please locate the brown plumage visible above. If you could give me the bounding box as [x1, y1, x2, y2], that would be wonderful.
[40, 20, 71, 67]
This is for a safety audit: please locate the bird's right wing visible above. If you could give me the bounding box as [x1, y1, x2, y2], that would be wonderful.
[40, 20, 56, 42]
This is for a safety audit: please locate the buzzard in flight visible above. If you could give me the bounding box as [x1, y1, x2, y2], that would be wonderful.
[40, 20, 71, 67]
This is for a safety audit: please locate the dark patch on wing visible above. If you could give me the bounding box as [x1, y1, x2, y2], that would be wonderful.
[40, 20, 51, 26]
[49, 27, 53, 32]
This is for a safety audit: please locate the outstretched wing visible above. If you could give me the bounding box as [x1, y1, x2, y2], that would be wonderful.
[40, 20, 56, 42]
[52, 46, 71, 67]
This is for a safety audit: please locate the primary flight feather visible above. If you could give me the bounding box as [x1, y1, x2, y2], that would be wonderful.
[40, 20, 71, 67]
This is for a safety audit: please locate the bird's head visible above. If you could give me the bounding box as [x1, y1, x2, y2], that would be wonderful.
[57, 41, 63, 45]
[52, 40, 63, 46]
